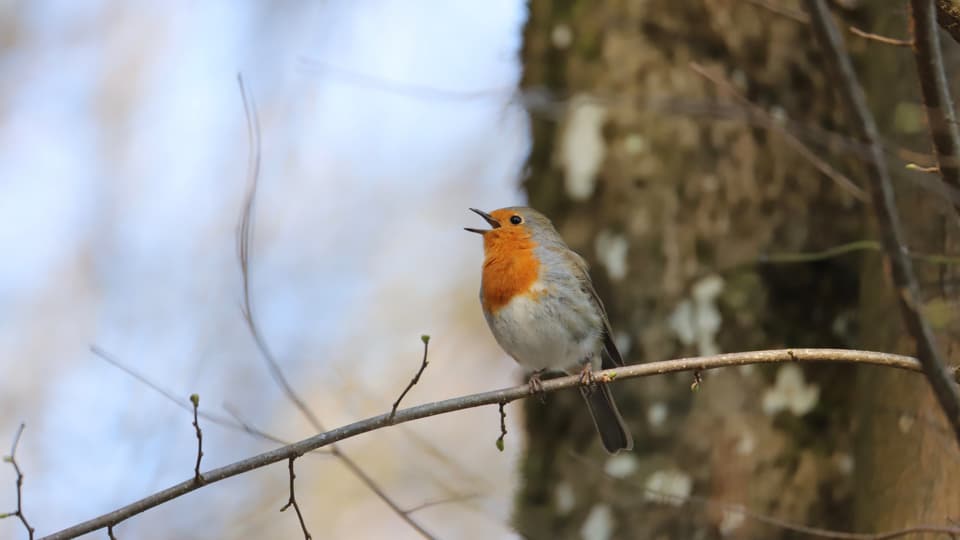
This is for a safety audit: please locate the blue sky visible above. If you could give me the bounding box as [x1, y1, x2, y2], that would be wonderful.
[0, 1, 530, 538]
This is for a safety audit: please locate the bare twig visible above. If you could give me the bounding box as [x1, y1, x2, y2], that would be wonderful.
[760, 239, 960, 266]
[804, 0, 960, 447]
[92, 346, 290, 445]
[279, 457, 311, 540]
[906, 163, 940, 174]
[299, 58, 515, 102]
[495, 402, 507, 452]
[40, 348, 935, 540]
[235, 75, 324, 434]
[847, 26, 912, 47]
[405, 493, 481, 514]
[689, 62, 868, 202]
[390, 335, 432, 420]
[2, 424, 34, 540]
[743, 0, 913, 47]
[573, 451, 960, 540]
[911, 0, 960, 212]
[190, 394, 204, 484]
[107, 525, 116, 540]
[235, 74, 435, 540]
[691, 370, 704, 392]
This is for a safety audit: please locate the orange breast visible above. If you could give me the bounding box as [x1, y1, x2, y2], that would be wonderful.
[481, 231, 540, 314]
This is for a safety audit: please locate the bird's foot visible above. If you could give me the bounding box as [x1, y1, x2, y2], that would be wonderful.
[578, 362, 597, 390]
[528, 370, 547, 403]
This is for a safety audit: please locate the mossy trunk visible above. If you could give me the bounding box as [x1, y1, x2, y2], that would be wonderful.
[516, 0, 959, 538]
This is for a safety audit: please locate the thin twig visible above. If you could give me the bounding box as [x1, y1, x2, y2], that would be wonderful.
[495, 402, 507, 452]
[848, 26, 912, 47]
[235, 74, 435, 540]
[404, 493, 480, 514]
[92, 346, 290, 445]
[743, 0, 913, 47]
[911, 0, 960, 212]
[2, 423, 34, 540]
[235, 75, 324, 434]
[107, 525, 116, 540]
[40, 348, 936, 540]
[572, 452, 960, 540]
[299, 58, 515, 102]
[390, 335, 432, 420]
[279, 457, 311, 540]
[804, 0, 960, 447]
[689, 62, 868, 202]
[190, 394, 204, 484]
[331, 449, 436, 539]
[760, 239, 960, 265]
[906, 163, 940, 174]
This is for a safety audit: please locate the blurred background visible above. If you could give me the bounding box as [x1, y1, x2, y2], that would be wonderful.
[3, 1, 960, 539]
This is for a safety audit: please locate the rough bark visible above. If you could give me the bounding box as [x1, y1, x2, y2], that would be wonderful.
[517, 0, 958, 538]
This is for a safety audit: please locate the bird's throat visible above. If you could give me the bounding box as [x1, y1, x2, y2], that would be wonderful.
[481, 235, 540, 314]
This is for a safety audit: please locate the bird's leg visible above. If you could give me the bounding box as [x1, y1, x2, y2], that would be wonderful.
[578, 358, 596, 389]
[528, 369, 547, 403]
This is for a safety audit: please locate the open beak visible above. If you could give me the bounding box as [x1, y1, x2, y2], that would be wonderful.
[464, 208, 500, 234]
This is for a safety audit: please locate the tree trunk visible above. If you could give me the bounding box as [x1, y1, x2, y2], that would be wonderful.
[516, 0, 959, 538]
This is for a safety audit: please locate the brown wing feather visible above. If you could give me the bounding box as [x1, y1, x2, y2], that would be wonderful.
[564, 249, 625, 369]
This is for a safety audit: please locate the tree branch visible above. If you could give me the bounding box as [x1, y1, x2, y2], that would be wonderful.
[911, 0, 960, 212]
[40, 348, 931, 540]
[804, 0, 960, 447]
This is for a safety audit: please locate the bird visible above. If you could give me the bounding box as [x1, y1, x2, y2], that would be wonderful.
[465, 206, 633, 454]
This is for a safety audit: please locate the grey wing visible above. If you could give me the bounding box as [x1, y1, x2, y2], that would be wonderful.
[565, 250, 625, 369]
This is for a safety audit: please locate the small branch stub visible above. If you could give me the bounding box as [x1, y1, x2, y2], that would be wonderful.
[3, 423, 35, 540]
[496, 402, 508, 452]
[691, 370, 703, 392]
[390, 335, 432, 420]
[190, 394, 204, 484]
[280, 457, 312, 540]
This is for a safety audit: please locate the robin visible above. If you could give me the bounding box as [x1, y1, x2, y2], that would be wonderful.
[466, 206, 633, 454]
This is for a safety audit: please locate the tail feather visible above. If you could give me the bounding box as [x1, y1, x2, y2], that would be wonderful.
[580, 384, 633, 454]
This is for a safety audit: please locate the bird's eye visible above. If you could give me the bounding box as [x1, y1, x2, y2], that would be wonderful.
[510, 215, 523, 225]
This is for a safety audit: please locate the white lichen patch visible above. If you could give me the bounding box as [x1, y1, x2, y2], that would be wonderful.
[719, 507, 746, 536]
[595, 230, 629, 281]
[735, 431, 755, 456]
[604, 453, 639, 479]
[761, 365, 819, 416]
[833, 452, 854, 475]
[898, 413, 915, 434]
[581, 504, 614, 540]
[647, 402, 668, 428]
[669, 300, 695, 344]
[668, 275, 725, 356]
[644, 469, 692, 506]
[624, 133, 648, 155]
[551, 23, 573, 48]
[560, 96, 607, 201]
[555, 481, 576, 514]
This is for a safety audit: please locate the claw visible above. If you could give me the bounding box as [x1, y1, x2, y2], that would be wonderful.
[578, 361, 596, 388]
[528, 370, 546, 403]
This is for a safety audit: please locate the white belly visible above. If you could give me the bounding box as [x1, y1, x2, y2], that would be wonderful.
[484, 287, 602, 374]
